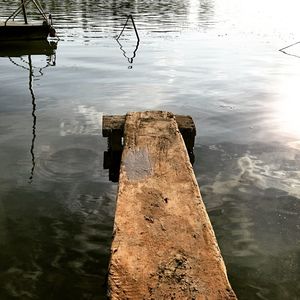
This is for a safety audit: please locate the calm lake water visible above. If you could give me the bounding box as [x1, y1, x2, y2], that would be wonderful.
[0, 0, 300, 299]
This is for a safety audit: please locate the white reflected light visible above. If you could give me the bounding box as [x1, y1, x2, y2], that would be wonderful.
[188, 0, 200, 27]
[275, 75, 300, 138]
[214, 0, 300, 43]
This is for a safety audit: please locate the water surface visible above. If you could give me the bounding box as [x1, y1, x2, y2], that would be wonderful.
[0, 0, 300, 299]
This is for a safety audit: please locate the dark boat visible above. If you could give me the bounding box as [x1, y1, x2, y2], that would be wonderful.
[0, 0, 56, 41]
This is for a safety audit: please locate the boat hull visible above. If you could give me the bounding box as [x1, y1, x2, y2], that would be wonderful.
[0, 22, 51, 41]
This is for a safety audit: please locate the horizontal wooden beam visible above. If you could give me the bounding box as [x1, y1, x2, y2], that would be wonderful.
[103, 113, 196, 137]
[102, 112, 197, 182]
[103, 113, 196, 151]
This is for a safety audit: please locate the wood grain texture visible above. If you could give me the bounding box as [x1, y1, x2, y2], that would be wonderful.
[107, 111, 237, 300]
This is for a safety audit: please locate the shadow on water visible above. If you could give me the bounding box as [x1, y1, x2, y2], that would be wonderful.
[0, 40, 57, 183]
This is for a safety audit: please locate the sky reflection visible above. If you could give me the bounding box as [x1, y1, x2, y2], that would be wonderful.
[275, 73, 300, 139]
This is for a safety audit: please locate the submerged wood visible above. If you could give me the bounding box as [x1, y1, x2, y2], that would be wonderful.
[107, 111, 237, 299]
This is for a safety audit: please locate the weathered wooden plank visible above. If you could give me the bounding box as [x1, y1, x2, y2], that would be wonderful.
[107, 111, 236, 300]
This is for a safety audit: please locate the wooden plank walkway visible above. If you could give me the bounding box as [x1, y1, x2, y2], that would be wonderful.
[104, 111, 237, 300]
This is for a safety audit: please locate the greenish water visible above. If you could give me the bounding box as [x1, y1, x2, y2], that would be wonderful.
[0, 0, 300, 299]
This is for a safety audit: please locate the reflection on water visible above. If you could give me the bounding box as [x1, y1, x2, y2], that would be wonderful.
[1, 0, 300, 299]
[0, 40, 57, 57]
[195, 142, 300, 299]
[3, 42, 57, 183]
[116, 15, 140, 67]
[28, 55, 37, 183]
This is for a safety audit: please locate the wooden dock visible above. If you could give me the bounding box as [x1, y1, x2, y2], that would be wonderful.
[103, 111, 237, 300]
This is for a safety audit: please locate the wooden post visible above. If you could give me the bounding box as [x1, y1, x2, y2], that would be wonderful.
[105, 111, 237, 299]
[21, 0, 28, 24]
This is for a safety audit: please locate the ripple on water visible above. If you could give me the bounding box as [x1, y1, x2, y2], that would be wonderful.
[35, 147, 100, 182]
